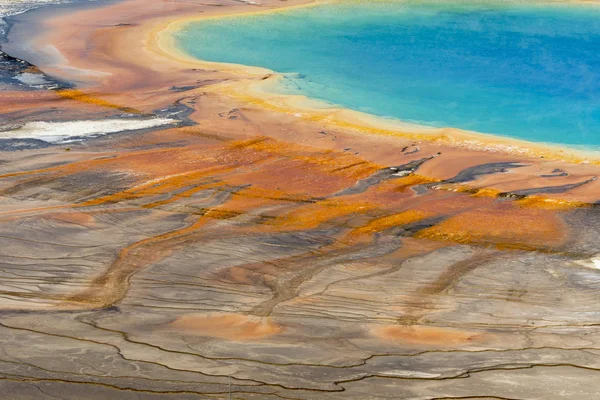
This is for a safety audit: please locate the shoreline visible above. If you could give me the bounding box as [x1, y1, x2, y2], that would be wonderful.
[154, 0, 600, 164]
[3, 0, 600, 205]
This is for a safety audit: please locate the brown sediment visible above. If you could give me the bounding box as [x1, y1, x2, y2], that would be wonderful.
[170, 314, 282, 340]
[350, 210, 434, 238]
[45, 211, 96, 227]
[268, 199, 378, 231]
[415, 205, 568, 250]
[372, 325, 488, 346]
[54, 89, 141, 114]
[515, 196, 591, 210]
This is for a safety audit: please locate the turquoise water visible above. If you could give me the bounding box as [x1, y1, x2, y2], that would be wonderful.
[175, 1, 600, 146]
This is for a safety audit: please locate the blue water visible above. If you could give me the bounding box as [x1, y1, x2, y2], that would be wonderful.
[175, 1, 600, 146]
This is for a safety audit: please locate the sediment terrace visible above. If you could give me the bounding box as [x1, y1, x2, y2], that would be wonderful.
[2, 0, 600, 398]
